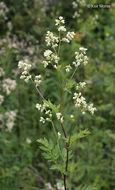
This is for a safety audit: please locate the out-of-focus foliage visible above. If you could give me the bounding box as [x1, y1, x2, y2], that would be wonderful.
[0, 0, 115, 189]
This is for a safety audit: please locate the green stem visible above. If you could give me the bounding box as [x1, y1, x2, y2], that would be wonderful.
[50, 120, 63, 160]
[50, 120, 58, 139]
[57, 29, 69, 190]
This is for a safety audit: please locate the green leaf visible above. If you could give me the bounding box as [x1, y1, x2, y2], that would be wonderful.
[50, 163, 65, 174]
[70, 129, 90, 146]
[62, 148, 67, 162]
[43, 99, 59, 113]
[37, 138, 49, 148]
[69, 150, 73, 160]
[82, 185, 97, 190]
[65, 80, 76, 93]
[37, 138, 60, 163]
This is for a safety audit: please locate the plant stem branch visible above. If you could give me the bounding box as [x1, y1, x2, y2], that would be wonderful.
[61, 122, 69, 172]
[64, 175, 67, 190]
[31, 78, 45, 100]
[60, 121, 69, 190]
[57, 30, 69, 190]
[51, 120, 63, 160]
[70, 66, 78, 81]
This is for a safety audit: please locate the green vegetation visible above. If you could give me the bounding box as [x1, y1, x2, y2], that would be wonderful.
[0, 0, 114, 189]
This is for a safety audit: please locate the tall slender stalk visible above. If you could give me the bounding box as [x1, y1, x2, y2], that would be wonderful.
[57, 30, 69, 190]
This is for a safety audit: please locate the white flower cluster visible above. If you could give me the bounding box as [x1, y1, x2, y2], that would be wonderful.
[72, 1, 80, 18]
[5, 110, 17, 132]
[45, 183, 54, 190]
[2, 78, 16, 95]
[62, 32, 75, 43]
[73, 11, 80, 18]
[55, 16, 66, 32]
[56, 17, 75, 43]
[65, 65, 72, 72]
[45, 31, 59, 48]
[76, 82, 86, 89]
[56, 112, 63, 123]
[0, 94, 4, 105]
[36, 103, 52, 123]
[34, 75, 42, 87]
[18, 60, 32, 83]
[43, 50, 59, 68]
[72, 1, 78, 8]
[45, 182, 64, 190]
[0, 2, 8, 19]
[42, 17, 75, 69]
[72, 0, 86, 18]
[72, 47, 88, 67]
[55, 182, 64, 190]
[18, 60, 32, 70]
[73, 92, 96, 115]
[73, 92, 87, 107]
[0, 110, 17, 132]
[88, 103, 97, 115]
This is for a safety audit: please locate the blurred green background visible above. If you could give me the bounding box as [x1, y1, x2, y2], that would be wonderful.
[0, 0, 115, 189]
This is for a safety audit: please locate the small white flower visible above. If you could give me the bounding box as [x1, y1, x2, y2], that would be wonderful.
[5, 110, 17, 132]
[56, 112, 63, 122]
[66, 32, 75, 42]
[45, 31, 59, 48]
[65, 65, 72, 72]
[62, 38, 70, 43]
[44, 50, 52, 58]
[2, 78, 16, 95]
[26, 138, 31, 144]
[54, 65, 57, 69]
[70, 115, 74, 119]
[34, 75, 42, 87]
[73, 11, 80, 18]
[59, 16, 64, 20]
[24, 75, 31, 83]
[42, 60, 48, 68]
[79, 47, 87, 52]
[73, 48, 88, 67]
[88, 104, 96, 115]
[46, 118, 51, 121]
[35, 75, 41, 79]
[72, 1, 78, 8]
[36, 103, 41, 110]
[58, 132, 61, 137]
[60, 116, 64, 123]
[51, 54, 60, 64]
[55, 16, 65, 26]
[18, 60, 25, 69]
[56, 112, 62, 120]
[40, 117, 45, 124]
[56, 182, 64, 190]
[58, 26, 66, 32]
[76, 82, 86, 89]
[45, 110, 52, 118]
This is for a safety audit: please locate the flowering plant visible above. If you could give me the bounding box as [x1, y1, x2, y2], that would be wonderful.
[18, 16, 96, 190]
[0, 62, 16, 132]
